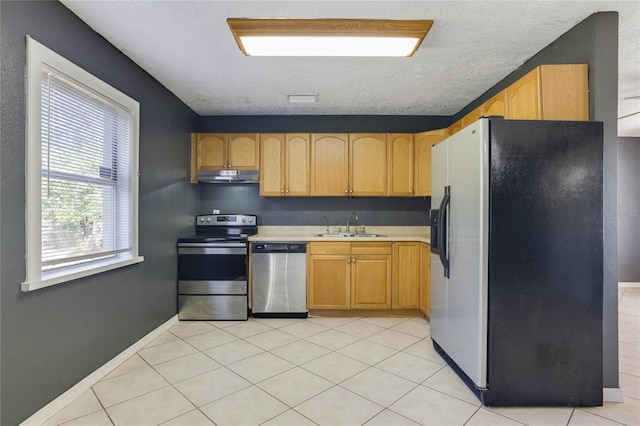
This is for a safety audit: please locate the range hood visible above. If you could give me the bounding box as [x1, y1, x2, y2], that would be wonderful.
[197, 170, 259, 184]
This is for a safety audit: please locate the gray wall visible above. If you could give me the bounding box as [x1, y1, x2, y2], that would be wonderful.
[0, 1, 198, 424]
[197, 115, 451, 133]
[199, 185, 430, 226]
[618, 137, 640, 282]
[454, 12, 620, 390]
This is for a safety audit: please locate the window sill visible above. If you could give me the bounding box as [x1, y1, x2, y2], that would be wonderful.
[21, 255, 144, 292]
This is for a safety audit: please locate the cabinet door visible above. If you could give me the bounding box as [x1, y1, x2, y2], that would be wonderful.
[448, 120, 462, 136]
[285, 133, 310, 196]
[483, 90, 508, 118]
[350, 133, 388, 196]
[310, 134, 349, 196]
[259, 134, 284, 196]
[308, 255, 351, 309]
[228, 133, 259, 170]
[414, 129, 448, 197]
[419, 243, 431, 316]
[351, 255, 392, 309]
[197, 133, 226, 170]
[461, 105, 483, 128]
[388, 133, 414, 197]
[539, 64, 589, 121]
[393, 242, 420, 309]
[507, 67, 541, 120]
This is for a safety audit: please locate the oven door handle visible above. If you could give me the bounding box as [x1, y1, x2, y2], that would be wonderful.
[178, 243, 247, 248]
[178, 247, 247, 255]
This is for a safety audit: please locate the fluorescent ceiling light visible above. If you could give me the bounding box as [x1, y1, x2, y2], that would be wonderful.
[227, 18, 433, 57]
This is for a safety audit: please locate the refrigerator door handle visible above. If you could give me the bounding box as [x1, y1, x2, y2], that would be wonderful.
[438, 186, 451, 278]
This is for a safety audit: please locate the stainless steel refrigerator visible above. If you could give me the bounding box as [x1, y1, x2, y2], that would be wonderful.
[430, 117, 603, 406]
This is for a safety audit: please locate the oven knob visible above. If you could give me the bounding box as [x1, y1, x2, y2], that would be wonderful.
[241, 218, 246, 223]
[199, 217, 204, 222]
[206, 217, 211, 222]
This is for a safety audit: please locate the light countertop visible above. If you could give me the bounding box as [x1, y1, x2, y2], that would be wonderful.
[249, 226, 430, 243]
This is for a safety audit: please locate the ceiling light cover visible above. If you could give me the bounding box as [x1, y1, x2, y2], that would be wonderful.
[288, 94, 318, 103]
[227, 18, 433, 57]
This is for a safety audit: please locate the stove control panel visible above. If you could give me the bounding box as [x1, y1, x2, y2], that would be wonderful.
[197, 214, 257, 226]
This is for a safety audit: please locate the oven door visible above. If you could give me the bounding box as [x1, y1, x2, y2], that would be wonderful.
[177, 242, 249, 320]
[178, 242, 248, 285]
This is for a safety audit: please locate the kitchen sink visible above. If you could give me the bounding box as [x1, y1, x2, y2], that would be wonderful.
[313, 233, 386, 238]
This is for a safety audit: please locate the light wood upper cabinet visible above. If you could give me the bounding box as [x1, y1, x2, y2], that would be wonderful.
[259, 133, 309, 196]
[195, 133, 259, 171]
[414, 129, 448, 197]
[483, 90, 508, 118]
[350, 133, 388, 196]
[310, 134, 349, 196]
[507, 64, 588, 121]
[285, 134, 311, 196]
[538, 64, 589, 120]
[507, 67, 541, 120]
[448, 120, 462, 136]
[227, 133, 259, 169]
[388, 133, 414, 197]
[419, 242, 431, 316]
[196, 133, 226, 170]
[393, 242, 421, 309]
[461, 105, 484, 128]
[259, 134, 284, 196]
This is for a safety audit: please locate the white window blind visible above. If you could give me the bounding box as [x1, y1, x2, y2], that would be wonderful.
[40, 69, 133, 270]
[23, 36, 142, 291]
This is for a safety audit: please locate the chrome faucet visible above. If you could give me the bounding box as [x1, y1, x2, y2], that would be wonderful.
[346, 212, 359, 235]
[322, 215, 330, 235]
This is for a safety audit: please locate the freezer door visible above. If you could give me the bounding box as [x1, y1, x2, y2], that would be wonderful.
[446, 119, 489, 388]
[430, 140, 448, 349]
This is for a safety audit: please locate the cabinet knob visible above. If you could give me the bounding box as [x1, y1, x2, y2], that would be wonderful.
[345, 189, 349, 194]
[285, 189, 289, 193]
[281, 189, 285, 193]
[350, 189, 353, 194]
[352, 257, 356, 263]
[346, 258, 351, 263]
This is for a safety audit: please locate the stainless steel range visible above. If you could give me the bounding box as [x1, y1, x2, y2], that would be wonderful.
[177, 214, 257, 320]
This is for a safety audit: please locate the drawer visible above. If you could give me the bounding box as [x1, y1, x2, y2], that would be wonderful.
[351, 242, 392, 255]
[178, 295, 248, 320]
[309, 241, 351, 255]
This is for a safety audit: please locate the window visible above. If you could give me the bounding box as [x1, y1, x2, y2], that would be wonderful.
[23, 37, 143, 291]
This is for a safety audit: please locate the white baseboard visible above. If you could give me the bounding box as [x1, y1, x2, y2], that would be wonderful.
[603, 387, 624, 403]
[20, 315, 179, 426]
[619, 282, 640, 288]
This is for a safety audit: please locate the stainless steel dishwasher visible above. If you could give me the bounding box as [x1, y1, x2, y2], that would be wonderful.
[251, 242, 307, 318]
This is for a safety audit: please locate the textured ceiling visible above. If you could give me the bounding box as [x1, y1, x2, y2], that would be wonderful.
[60, 1, 639, 135]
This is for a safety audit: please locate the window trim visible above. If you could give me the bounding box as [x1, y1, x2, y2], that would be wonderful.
[22, 36, 143, 292]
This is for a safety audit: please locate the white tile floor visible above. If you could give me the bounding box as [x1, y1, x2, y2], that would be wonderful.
[41, 288, 639, 426]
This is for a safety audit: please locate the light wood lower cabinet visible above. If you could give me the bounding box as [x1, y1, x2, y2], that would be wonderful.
[419, 242, 431, 316]
[308, 242, 392, 310]
[307, 241, 429, 314]
[351, 243, 392, 309]
[393, 242, 421, 309]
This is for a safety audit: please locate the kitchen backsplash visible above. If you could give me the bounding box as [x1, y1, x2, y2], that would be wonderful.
[198, 184, 431, 226]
